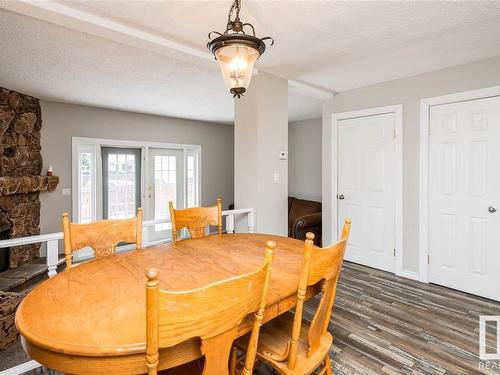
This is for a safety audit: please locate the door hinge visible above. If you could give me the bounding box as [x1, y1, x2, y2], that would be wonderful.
[393, 248, 396, 257]
[428, 255, 430, 264]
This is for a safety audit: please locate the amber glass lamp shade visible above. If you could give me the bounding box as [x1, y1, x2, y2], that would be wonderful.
[215, 44, 260, 98]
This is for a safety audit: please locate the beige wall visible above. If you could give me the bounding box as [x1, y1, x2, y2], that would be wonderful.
[322, 56, 500, 274]
[235, 73, 288, 235]
[288, 118, 322, 202]
[40, 100, 234, 234]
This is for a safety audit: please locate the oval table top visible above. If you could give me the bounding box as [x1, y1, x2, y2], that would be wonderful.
[16, 233, 309, 372]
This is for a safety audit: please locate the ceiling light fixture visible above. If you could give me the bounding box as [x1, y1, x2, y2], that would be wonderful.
[207, 0, 274, 98]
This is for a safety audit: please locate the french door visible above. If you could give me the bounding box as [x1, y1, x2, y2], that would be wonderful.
[73, 138, 200, 247]
[147, 148, 184, 242]
[101, 147, 141, 219]
[429, 96, 500, 301]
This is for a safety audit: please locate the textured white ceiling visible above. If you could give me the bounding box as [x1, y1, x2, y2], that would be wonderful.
[0, 8, 320, 123]
[0, 9, 237, 123]
[59, 0, 500, 90]
[1, 1, 500, 123]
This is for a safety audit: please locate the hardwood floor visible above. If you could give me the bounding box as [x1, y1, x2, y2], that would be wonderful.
[257, 261, 500, 375]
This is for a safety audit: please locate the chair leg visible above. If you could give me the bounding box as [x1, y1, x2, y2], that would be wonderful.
[324, 353, 332, 375]
[229, 346, 237, 375]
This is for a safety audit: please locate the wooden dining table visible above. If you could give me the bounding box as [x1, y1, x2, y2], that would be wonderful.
[16, 233, 319, 374]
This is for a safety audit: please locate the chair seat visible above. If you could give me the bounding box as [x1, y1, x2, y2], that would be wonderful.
[235, 311, 333, 375]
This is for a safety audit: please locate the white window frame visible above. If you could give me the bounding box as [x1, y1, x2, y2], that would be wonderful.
[72, 136, 202, 223]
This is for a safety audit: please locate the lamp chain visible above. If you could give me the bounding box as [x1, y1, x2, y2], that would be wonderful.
[227, 0, 241, 24]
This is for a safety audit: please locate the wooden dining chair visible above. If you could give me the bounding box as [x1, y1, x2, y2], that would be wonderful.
[168, 199, 222, 242]
[61, 208, 143, 269]
[235, 219, 352, 375]
[145, 240, 275, 375]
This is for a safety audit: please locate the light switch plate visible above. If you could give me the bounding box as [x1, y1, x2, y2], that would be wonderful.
[62, 188, 71, 196]
[279, 151, 288, 160]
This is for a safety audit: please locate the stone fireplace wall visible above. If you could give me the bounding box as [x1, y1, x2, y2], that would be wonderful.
[0, 88, 43, 268]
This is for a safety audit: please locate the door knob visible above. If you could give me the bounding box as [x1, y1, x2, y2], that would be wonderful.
[488, 206, 497, 213]
[338, 194, 345, 200]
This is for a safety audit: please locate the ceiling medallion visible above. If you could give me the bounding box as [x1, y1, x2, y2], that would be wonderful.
[207, 0, 274, 98]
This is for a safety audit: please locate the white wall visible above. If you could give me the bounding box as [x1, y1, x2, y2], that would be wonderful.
[322, 56, 500, 274]
[288, 118, 322, 202]
[234, 72, 288, 235]
[40, 100, 234, 234]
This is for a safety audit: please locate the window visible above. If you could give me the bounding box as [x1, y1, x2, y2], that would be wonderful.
[153, 154, 177, 231]
[186, 153, 198, 208]
[107, 153, 137, 219]
[76, 144, 96, 223]
[102, 148, 141, 220]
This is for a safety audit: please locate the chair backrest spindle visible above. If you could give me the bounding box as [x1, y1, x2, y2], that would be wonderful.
[320, 218, 351, 336]
[241, 244, 275, 375]
[145, 268, 159, 375]
[287, 218, 351, 368]
[287, 232, 315, 369]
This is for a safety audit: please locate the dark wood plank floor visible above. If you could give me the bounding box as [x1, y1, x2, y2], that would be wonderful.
[257, 261, 500, 375]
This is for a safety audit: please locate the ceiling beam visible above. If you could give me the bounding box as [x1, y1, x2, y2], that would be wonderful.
[1, 0, 334, 100]
[1, 0, 213, 62]
[288, 80, 334, 100]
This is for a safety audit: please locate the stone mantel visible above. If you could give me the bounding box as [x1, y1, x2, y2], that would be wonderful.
[0, 176, 59, 196]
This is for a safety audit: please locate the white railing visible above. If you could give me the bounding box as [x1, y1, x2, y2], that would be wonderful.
[0, 360, 41, 375]
[0, 208, 254, 280]
[0, 208, 253, 375]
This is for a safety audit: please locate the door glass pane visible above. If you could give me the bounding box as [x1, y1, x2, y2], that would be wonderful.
[79, 152, 93, 223]
[154, 155, 177, 231]
[107, 153, 137, 219]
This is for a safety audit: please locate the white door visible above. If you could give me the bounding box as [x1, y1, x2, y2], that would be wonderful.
[147, 148, 184, 242]
[337, 113, 396, 272]
[429, 96, 500, 301]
